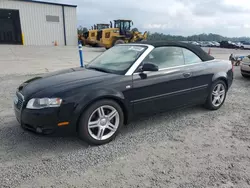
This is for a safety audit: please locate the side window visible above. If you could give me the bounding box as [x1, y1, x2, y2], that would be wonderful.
[182, 48, 202, 64]
[144, 47, 185, 69]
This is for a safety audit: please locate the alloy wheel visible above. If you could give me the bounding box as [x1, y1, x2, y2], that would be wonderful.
[211, 83, 226, 107]
[87, 105, 120, 141]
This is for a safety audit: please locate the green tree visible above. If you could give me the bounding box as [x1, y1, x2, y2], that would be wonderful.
[131, 28, 139, 32]
[147, 32, 250, 42]
[78, 26, 88, 35]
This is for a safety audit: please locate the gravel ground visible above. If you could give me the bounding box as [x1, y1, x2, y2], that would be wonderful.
[1, 52, 250, 187]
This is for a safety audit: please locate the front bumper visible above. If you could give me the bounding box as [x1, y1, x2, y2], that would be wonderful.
[14, 93, 75, 135]
[15, 105, 61, 134]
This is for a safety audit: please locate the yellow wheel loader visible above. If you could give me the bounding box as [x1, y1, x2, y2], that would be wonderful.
[86, 24, 110, 47]
[98, 19, 148, 49]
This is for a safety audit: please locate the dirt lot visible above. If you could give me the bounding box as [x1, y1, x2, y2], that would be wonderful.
[0, 46, 250, 188]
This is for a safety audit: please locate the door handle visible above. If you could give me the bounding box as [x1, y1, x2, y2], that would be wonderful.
[183, 72, 192, 78]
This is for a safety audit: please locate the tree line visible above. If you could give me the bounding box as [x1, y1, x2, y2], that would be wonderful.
[147, 32, 250, 42]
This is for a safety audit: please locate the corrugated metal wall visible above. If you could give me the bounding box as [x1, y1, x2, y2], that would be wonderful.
[0, 0, 77, 46]
[64, 7, 77, 46]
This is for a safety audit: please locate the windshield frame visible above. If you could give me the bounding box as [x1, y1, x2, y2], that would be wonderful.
[86, 44, 149, 75]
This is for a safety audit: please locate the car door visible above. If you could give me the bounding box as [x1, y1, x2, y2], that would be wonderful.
[182, 47, 213, 103]
[131, 46, 195, 115]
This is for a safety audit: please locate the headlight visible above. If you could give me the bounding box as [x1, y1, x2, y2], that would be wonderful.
[26, 98, 62, 109]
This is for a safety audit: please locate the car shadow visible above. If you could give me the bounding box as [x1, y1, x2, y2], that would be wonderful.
[0, 119, 89, 156]
[0, 105, 209, 160]
[120, 105, 208, 136]
[241, 76, 250, 81]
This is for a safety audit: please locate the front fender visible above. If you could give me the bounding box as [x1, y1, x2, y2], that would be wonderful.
[71, 88, 128, 128]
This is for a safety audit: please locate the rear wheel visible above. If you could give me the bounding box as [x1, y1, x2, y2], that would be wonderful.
[204, 80, 227, 110]
[77, 99, 124, 145]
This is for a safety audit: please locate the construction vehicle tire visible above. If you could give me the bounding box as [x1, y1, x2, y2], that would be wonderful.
[90, 43, 98, 47]
[113, 39, 125, 46]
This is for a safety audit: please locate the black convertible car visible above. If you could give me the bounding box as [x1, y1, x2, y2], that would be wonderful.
[14, 41, 233, 145]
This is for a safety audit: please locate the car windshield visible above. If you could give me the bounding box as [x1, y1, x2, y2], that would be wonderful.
[86, 45, 147, 75]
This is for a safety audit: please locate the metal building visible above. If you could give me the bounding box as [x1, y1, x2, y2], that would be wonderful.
[0, 0, 77, 46]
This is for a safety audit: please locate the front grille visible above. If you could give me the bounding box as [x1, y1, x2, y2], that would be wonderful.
[16, 92, 24, 110]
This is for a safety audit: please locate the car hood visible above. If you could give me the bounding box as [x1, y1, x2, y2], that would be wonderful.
[18, 67, 112, 97]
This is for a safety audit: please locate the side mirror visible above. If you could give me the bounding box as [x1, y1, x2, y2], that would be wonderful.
[141, 63, 158, 72]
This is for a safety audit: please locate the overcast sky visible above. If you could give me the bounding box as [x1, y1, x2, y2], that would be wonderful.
[47, 0, 250, 37]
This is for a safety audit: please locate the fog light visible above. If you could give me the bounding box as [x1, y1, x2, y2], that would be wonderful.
[36, 127, 43, 133]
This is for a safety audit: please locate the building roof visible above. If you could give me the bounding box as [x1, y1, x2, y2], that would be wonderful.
[135, 40, 215, 61]
[18, 0, 77, 7]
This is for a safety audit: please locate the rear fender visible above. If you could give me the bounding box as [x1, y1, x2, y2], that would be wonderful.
[212, 72, 228, 89]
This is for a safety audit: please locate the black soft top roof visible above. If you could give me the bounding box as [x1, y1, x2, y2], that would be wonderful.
[134, 41, 215, 61]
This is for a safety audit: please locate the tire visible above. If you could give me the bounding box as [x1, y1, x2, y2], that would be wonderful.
[77, 99, 124, 145]
[90, 43, 98, 47]
[204, 80, 227, 110]
[242, 73, 250, 78]
[113, 39, 125, 46]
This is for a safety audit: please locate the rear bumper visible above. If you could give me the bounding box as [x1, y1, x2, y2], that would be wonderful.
[227, 69, 234, 89]
[241, 69, 250, 75]
[228, 76, 233, 88]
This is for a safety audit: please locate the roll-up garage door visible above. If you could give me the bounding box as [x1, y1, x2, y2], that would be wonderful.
[0, 9, 22, 44]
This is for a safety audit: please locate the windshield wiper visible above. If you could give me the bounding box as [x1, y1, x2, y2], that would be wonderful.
[87, 66, 110, 73]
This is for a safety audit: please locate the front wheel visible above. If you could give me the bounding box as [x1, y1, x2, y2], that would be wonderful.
[77, 99, 124, 145]
[204, 80, 227, 110]
[113, 39, 125, 46]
